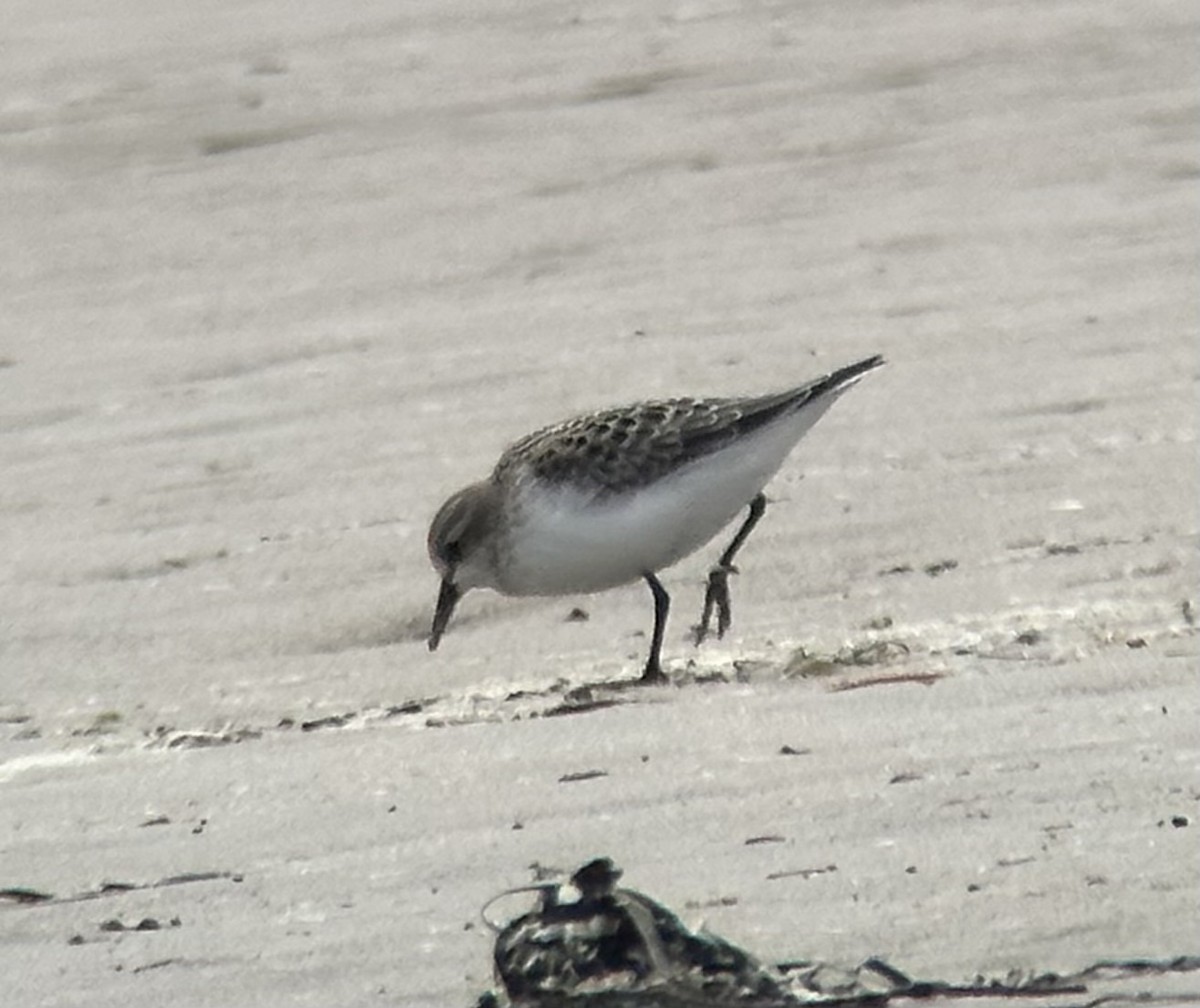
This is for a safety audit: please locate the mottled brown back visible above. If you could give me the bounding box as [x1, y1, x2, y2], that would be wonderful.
[491, 356, 883, 495]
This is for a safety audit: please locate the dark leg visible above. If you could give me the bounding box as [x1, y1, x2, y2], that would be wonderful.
[693, 493, 768, 645]
[640, 573, 670, 684]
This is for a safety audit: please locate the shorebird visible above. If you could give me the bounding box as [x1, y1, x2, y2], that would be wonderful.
[427, 354, 883, 682]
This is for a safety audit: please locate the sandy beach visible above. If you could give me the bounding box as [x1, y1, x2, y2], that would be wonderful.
[1, 1, 1197, 1004]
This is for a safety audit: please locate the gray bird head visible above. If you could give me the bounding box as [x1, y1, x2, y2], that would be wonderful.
[426, 481, 499, 650]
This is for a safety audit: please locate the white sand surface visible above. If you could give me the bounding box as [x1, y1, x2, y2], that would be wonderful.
[1, 1, 1197, 1005]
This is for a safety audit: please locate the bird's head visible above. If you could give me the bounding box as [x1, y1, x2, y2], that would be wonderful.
[426, 481, 499, 650]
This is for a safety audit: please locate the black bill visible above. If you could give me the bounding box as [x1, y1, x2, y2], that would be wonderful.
[428, 578, 461, 651]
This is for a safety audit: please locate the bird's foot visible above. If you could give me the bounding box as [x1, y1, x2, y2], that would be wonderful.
[638, 661, 669, 686]
[692, 563, 738, 646]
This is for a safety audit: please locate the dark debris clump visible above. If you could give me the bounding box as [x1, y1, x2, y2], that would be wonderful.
[474, 858, 857, 1006]
[469, 859, 1188, 1007]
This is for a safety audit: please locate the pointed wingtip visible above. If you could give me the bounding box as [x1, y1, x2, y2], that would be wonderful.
[812, 354, 886, 398]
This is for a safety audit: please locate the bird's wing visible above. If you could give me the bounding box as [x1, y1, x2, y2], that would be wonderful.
[495, 355, 884, 496]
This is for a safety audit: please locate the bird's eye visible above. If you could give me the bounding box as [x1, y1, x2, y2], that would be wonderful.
[442, 539, 463, 565]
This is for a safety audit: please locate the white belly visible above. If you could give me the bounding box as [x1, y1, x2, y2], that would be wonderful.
[497, 408, 827, 596]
